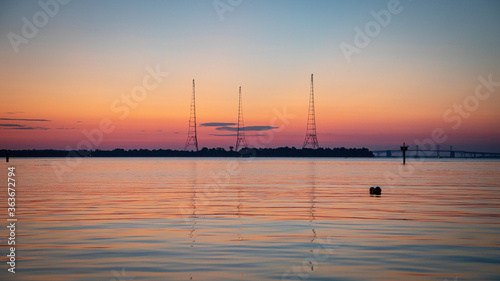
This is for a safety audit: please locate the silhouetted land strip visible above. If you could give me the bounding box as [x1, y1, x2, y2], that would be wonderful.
[1, 147, 373, 158]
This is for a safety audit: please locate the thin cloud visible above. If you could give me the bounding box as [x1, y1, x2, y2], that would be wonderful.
[6, 126, 49, 130]
[216, 126, 279, 132]
[139, 130, 164, 133]
[210, 133, 238, 136]
[0, 123, 49, 130]
[16, 127, 50, 130]
[0, 118, 51, 122]
[0, 124, 24, 127]
[200, 122, 237, 127]
[4, 111, 25, 114]
[210, 133, 265, 137]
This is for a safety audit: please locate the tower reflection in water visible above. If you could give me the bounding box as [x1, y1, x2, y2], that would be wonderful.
[188, 161, 197, 280]
[309, 160, 317, 272]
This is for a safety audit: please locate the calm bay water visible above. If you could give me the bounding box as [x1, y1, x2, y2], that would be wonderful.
[1, 158, 500, 281]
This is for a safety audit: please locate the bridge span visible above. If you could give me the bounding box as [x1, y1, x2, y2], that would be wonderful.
[372, 148, 500, 158]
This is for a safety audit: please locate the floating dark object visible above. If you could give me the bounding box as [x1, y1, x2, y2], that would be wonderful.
[369, 186, 381, 195]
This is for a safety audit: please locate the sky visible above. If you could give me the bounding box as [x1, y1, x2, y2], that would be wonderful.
[0, 0, 499, 152]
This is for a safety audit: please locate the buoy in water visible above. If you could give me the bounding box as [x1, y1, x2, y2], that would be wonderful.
[369, 186, 375, 194]
[373, 186, 381, 195]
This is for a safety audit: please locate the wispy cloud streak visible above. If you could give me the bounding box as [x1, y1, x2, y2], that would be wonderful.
[210, 133, 265, 137]
[216, 126, 278, 132]
[200, 122, 237, 127]
[0, 118, 51, 122]
[0, 123, 49, 130]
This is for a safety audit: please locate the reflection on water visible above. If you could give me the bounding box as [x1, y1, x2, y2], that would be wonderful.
[1, 158, 500, 281]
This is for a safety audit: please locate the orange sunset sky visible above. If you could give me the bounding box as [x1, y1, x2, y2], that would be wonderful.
[1, 0, 499, 151]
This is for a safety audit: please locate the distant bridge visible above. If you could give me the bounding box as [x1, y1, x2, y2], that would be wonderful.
[372, 148, 500, 158]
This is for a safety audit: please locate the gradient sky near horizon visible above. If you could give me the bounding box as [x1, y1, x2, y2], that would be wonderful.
[1, 0, 499, 151]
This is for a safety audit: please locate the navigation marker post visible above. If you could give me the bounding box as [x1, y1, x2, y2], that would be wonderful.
[400, 142, 409, 165]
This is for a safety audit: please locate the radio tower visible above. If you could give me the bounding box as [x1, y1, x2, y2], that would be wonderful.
[235, 86, 247, 151]
[303, 74, 319, 149]
[184, 79, 198, 151]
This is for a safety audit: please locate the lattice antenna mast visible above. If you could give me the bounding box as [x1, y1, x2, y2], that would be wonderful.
[235, 86, 248, 151]
[303, 74, 319, 149]
[184, 79, 199, 151]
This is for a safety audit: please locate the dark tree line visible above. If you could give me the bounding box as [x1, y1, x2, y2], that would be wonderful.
[1, 147, 373, 158]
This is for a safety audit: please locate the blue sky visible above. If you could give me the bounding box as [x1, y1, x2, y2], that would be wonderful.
[1, 0, 499, 151]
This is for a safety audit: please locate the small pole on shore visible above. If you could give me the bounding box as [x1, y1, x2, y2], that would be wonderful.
[6, 152, 9, 163]
[400, 142, 408, 165]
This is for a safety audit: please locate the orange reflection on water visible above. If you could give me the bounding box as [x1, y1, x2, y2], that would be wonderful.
[1, 158, 499, 280]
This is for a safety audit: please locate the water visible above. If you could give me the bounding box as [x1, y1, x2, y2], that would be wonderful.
[1, 158, 500, 281]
